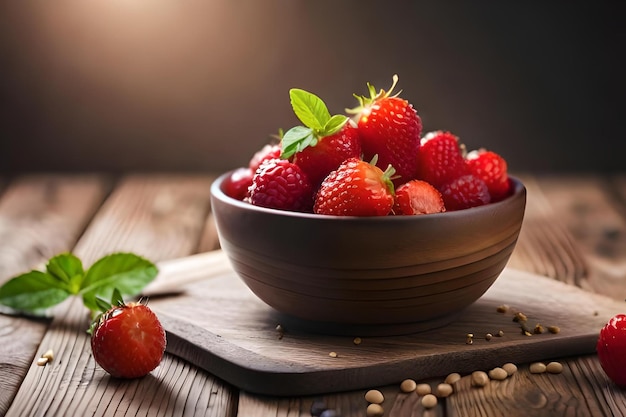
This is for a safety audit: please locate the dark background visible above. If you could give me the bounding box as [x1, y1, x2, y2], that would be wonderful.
[0, 1, 623, 174]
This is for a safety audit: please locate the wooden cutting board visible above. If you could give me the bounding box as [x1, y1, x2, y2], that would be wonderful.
[146, 250, 624, 396]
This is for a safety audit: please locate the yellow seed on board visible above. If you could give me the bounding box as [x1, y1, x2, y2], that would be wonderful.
[416, 383, 432, 395]
[365, 389, 384, 404]
[488, 367, 508, 381]
[400, 378, 417, 393]
[366, 403, 384, 417]
[436, 383, 453, 398]
[471, 371, 489, 387]
[444, 372, 461, 385]
[353, 337, 362, 345]
[421, 394, 438, 409]
[546, 361, 564, 374]
[496, 304, 509, 313]
[36, 357, 48, 366]
[328, 351, 337, 358]
[42, 349, 54, 361]
[548, 325, 561, 334]
[502, 362, 518, 376]
[530, 362, 547, 374]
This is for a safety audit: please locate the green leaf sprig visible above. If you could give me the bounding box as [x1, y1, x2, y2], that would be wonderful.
[0, 252, 158, 319]
[280, 88, 349, 159]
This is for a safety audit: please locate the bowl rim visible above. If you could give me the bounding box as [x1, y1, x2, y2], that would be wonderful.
[210, 170, 526, 222]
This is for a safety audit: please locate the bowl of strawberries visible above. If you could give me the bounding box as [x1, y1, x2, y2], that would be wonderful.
[210, 75, 526, 336]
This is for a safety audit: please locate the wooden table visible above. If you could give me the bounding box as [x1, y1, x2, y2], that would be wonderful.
[0, 172, 625, 417]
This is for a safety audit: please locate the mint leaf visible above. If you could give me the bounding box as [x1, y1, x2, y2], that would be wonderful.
[289, 88, 331, 131]
[281, 126, 317, 160]
[324, 114, 349, 136]
[46, 253, 84, 289]
[0, 271, 72, 313]
[80, 253, 158, 312]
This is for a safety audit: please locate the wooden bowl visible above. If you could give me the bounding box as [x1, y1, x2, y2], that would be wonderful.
[210, 172, 526, 336]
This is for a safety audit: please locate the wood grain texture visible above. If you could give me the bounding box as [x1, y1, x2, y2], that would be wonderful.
[2, 173, 625, 417]
[0, 174, 108, 417]
[4, 174, 238, 417]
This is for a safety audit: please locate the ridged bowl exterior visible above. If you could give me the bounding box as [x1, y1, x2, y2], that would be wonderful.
[210, 172, 526, 334]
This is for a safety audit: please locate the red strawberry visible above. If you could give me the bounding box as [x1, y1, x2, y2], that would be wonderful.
[91, 300, 166, 379]
[416, 131, 467, 189]
[223, 143, 282, 200]
[223, 167, 254, 200]
[281, 89, 361, 187]
[249, 143, 282, 172]
[393, 180, 446, 215]
[246, 158, 314, 212]
[292, 121, 362, 187]
[440, 174, 491, 211]
[466, 149, 511, 201]
[314, 157, 395, 216]
[597, 313, 626, 387]
[349, 75, 422, 186]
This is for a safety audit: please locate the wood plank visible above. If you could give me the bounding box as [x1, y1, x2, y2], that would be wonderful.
[507, 174, 587, 286]
[4, 174, 239, 417]
[0, 174, 109, 417]
[530, 174, 626, 300]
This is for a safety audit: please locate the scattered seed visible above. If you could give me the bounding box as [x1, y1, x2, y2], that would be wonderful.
[42, 349, 54, 361]
[496, 304, 509, 313]
[366, 403, 384, 417]
[485, 333, 493, 341]
[275, 324, 284, 339]
[533, 324, 545, 334]
[328, 351, 338, 358]
[488, 367, 508, 381]
[546, 361, 564, 374]
[497, 330, 505, 337]
[502, 362, 518, 376]
[364, 389, 384, 404]
[530, 362, 547, 374]
[36, 357, 48, 366]
[444, 372, 461, 385]
[466, 333, 474, 345]
[421, 394, 438, 409]
[548, 325, 560, 334]
[353, 337, 362, 345]
[416, 383, 432, 395]
[400, 378, 417, 393]
[436, 383, 453, 398]
[513, 312, 527, 322]
[471, 371, 489, 387]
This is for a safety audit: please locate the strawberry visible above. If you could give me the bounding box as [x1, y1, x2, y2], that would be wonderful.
[249, 143, 282, 172]
[349, 75, 422, 186]
[440, 174, 491, 211]
[246, 158, 314, 212]
[416, 130, 468, 189]
[466, 149, 512, 201]
[596, 313, 626, 387]
[91, 300, 166, 379]
[223, 167, 254, 200]
[314, 157, 395, 216]
[393, 179, 446, 215]
[281, 89, 361, 187]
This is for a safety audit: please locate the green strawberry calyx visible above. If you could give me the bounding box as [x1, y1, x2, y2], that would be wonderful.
[347, 74, 403, 115]
[369, 154, 396, 195]
[281, 88, 348, 159]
